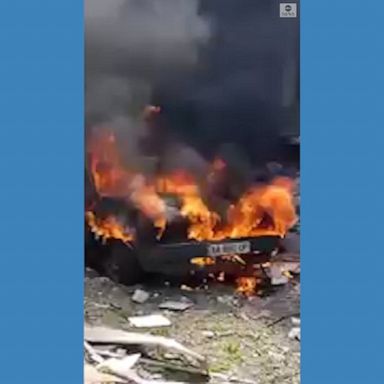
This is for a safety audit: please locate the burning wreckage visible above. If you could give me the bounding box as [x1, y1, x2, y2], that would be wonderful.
[85, 106, 298, 294]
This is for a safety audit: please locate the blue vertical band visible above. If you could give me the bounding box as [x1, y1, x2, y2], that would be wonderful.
[302, 1, 384, 383]
[0, 2, 83, 383]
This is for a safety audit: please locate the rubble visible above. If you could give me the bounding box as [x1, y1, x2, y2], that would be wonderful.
[85, 325, 206, 364]
[132, 289, 151, 304]
[129, 314, 171, 328]
[85, 278, 301, 384]
[84, 325, 208, 384]
[98, 354, 141, 377]
[158, 300, 193, 312]
[271, 276, 289, 286]
[201, 330, 215, 338]
[85, 229, 301, 383]
[288, 327, 301, 341]
[269, 262, 299, 285]
[291, 317, 301, 326]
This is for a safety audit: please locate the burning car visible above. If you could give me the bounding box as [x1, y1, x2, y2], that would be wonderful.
[85, 107, 298, 293]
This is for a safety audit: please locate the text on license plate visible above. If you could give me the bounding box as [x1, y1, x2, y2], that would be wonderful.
[207, 241, 251, 257]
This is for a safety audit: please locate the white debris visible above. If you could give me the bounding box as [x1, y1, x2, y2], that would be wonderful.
[163, 352, 179, 360]
[288, 327, 301, 341]
[98, 354, 141, 377]
[159, 300, 193, 311]
[129, 314, 171, 328]
[180, 284, 194, 291]
[281, 261, 300, 274]
[291, 317, 301, 326]
[202, 331, 215, 338]
[132, 289, 150, 304]
[85, 325, 206, 363]
[271, 275, 289, 285]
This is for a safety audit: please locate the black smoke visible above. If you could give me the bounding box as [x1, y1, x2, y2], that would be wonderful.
[152, 0, 300, 165]
[85, 0, 299, 172]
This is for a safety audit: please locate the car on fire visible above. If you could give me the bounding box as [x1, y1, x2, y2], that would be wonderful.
[85, 107, 299, 286]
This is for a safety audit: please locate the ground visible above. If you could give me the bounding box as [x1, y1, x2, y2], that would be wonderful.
[84, 268, 300, 384]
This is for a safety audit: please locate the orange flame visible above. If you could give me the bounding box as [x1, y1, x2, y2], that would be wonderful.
[236, 276, 258, 296]
[86, 114, 297, 243]
[85, 211, 134, 244]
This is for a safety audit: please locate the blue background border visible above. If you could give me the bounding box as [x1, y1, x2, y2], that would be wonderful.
[301, 0, 384, 383]
[0, 1, 83, 383]
[0, 0, 383, 383]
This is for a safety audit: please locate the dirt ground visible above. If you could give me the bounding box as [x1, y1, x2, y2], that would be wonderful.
[85, 267, 300, 384]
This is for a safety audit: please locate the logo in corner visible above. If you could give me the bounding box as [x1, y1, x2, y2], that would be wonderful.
[280, 3, 297, 18]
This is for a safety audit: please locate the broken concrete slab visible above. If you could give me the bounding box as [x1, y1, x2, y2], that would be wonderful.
[132, 289, 150, 304]
[158, 301, 193, 312]
[271, 275, 289, 286]
[288, 327, 301, 341]
[291, 317, 301, 326]
[129, 314, 171, 328]
[270, 264, 290, 285]
[98, 353, 141, 376]
[84, 325, 206, 364]
[201, 330, 215, 338]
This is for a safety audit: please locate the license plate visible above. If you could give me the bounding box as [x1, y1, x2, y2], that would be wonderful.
[207, 241, 251, 257]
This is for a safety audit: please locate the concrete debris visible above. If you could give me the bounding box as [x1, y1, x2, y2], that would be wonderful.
[180, 284, 194, 291]
[270, 264, 283, 278]
[201, 330, 215, 338]
[85, 325, 206, 364]
[132, 289, 150, 304]
[91, 302, 111, 310]
[271, 275, 289, 286]
[84, 325, 208, 384]
[129, 314, 172, 328]
[158, 300, 193, 312]
[85, 341, 104, 365]
[283, 262, 300, 274]
[291, 317, 301, 326]
[163, 352, 179, 360]
[92, 344, 126, 358]
[270, 264, 290, 285]
[98, 353, 141, 376]
[288, 327, 301, 341]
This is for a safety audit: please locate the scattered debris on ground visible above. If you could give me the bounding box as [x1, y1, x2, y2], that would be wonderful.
[158, 300, 194, 312]
[132, 289, 151, 304]
[288, 327, 301, 341]
[84, 325, 208, 384]
[85, 262, 300, 384]
[129, 314, 172, 328]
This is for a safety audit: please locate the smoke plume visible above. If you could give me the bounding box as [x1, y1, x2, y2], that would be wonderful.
[85, 0, 299, 172]
[153, 0, 300, 164]
[86, 0, 209, 123]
